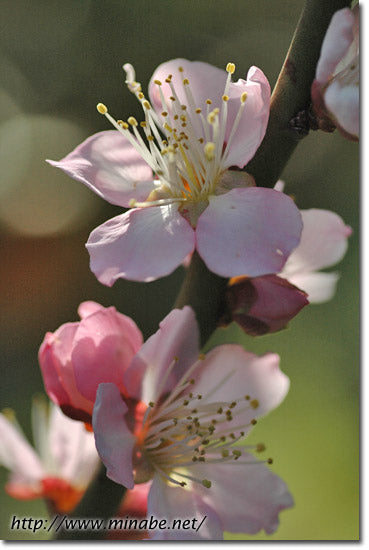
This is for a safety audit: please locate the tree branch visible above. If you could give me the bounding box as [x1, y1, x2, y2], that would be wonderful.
[246, 0, 352, 188]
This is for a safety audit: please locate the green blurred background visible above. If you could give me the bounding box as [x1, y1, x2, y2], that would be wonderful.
[0, 0, 359, 541]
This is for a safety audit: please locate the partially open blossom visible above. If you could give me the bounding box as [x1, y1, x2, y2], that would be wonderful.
[48, 59, 302, 284]
[39, 301, 143, 423]
[93, 306, 293, 540]
[225, 182, 351, 335]
[224, 274, 309, 336]
[311, 6, 359, 140]
[0, 398, 98, 513]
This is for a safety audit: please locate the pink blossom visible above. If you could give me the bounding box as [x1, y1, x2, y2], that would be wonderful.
[311, 6, 359, 140]
[0, 398, 99, 513]
[92, 307, 293, 539]
[48, 59, 302, 284]
[224, 182, 351, 334]
[38, 301, 143, 423]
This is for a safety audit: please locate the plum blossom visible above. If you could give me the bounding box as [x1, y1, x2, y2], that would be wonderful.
[92, 306, 293, 540]
[311, 6, 359, 140]
[39, 301, 143, 424]
[0, 397, 98, 513]
[48, 59, 302, 284]
[225, 182, 351, 335]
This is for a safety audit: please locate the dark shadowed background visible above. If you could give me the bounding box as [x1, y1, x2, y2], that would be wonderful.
[0, 0, 358, 540]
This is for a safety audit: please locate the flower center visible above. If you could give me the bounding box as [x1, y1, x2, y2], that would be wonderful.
[96, 62, 248, 210]
[131, 355, 271, 490]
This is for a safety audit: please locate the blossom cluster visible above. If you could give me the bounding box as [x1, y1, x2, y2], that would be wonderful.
[0, 5, 357, 541]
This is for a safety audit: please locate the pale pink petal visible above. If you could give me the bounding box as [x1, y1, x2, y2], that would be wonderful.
[72, 306, 143, 402]
[325, 81, 359, 137]
[192, 345, 289, 432]
[196, 187, 302, 278]
[286, 271, 340, 303]
[191, 460, 293, 534]
[86, 205, 195, 284]
[227, 274, 308, 335]
[223, 66, 270, 168]
[147, 476, 223, 540]
[77, 301, 105, 319]
[92, 383, 136, 490]
[281, 209, 351, 276]
[149, 58, 227, 116]
[124, 307, 200, 403]
[316, 8, 355, 83]
[49, 405, 98, 486]
[0, 414, 44, 482]
[47, 130, 154, 208]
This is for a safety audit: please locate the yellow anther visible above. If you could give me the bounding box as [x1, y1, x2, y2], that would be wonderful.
[178, 66, 184, 72]
[181, 105, 187, 110]
[217, 407, 223, 414]
[154, 79, 162, 85]
[169, 96, 176, 101]
[148, 401, 155, 407]
[241, 91, 248, 103]
[256, 443, 266, 453]
[147, 135, 154, 141]
[245, 395, 250, 400]
[195, 108, 202, 113]
[229, 402, 237, 409]
[140, 121, 147, 127]
[183, 78, 190, 85]
[202, 479, 212, 489]
[267, 458, 273, 464]
[161, 111, 168, 117]
[143, 100, 151, 110]
[127, 116, 138, 126]
[96, 103, 108, 115]
[222, 94, 229, 102]
[164, 123, 173, 133]
[226, 62, 236, 74]
[204, 142, 216, 161]
[251, 419, 257, 426]
[138, 92, 144, 99]
[222, 450, 229, 458]
[206, 99, 212, 105]
[198, 137, 204, 144]
[250, 399, 259, 409]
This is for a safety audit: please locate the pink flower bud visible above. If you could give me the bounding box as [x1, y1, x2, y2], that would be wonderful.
[38, 301, 143, 423]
